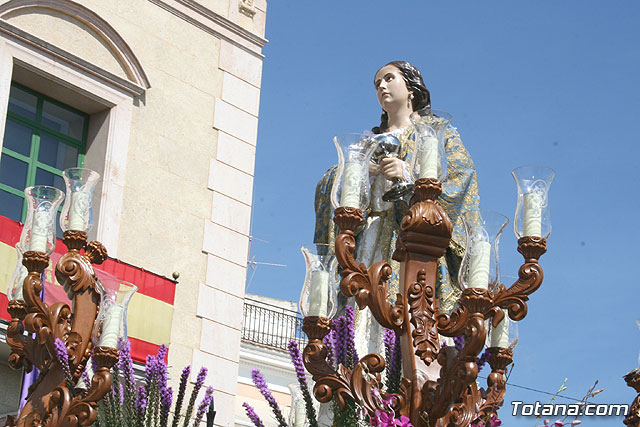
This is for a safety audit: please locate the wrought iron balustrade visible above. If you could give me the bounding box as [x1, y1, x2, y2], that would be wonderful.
[242, 298, 307, 351]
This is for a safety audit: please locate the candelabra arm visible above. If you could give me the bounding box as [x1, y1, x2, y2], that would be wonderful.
[301, 317, 410, 417]
[44, 346, 118, 427]
[334, 208, 405, 331]
[55, 231, 105, 368]
[19, 252, 73, 374]
[490, 236, 546, 323]
[6, 300, 30, 371]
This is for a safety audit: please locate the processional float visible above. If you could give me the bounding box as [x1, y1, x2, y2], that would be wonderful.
[298, 110, 554, 426]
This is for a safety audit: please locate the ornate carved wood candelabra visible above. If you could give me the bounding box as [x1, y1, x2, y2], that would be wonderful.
[623, 369, 640, 426]
[4, 169, 127, 427]
[301, 178, 548, 427]
[5, 231, 115, 427]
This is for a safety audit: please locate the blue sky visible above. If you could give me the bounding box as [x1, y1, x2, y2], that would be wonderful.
[248, 2, 640, 425]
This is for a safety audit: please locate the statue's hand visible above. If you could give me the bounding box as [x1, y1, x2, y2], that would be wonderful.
[379, 156, 405, 181]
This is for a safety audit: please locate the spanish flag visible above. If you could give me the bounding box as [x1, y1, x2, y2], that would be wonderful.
[0, 216, 176, 363]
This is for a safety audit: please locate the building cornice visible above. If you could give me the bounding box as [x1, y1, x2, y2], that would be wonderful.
[148, 0, 267, 59]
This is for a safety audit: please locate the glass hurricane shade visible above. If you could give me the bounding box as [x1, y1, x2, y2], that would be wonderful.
[19, 185, 65, 255]
[299, 244, 337, 318]
[459, 211, 509, 290]
[512, 165, 555, 239]
[487, 309, 519, 350]
[60, 168, 100, 233]
[6, 244, 27, 300]
[409, 109, 452, 182]
[330, 133, 378, 210]
[92, 277, 137, 349]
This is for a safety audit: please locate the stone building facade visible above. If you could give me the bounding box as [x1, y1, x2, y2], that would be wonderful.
[0, 0, 267, 425]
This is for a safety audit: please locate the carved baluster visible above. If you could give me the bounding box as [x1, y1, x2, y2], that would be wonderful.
[477, 347, 513, 422]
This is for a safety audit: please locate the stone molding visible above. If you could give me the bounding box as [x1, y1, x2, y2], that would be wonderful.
[0, 20, 145, 97]
[148, 0, 267, 58]
[0, 0, 151, 91]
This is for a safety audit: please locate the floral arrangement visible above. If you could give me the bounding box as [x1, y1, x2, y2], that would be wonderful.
[242, 305, 415, 427]
[52, 338, 214, 427]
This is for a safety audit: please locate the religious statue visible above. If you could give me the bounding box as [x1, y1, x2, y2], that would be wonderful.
[313, 61, 481, 359]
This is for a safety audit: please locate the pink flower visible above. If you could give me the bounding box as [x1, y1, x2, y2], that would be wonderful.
[394, 415, 412, 427]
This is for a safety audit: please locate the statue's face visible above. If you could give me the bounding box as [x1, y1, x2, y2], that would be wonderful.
[374, 65, 411, 111]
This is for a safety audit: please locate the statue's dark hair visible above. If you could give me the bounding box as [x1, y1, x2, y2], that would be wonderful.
[372, 61, 431, 134]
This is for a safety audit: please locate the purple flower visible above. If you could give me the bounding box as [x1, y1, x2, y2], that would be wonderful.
[159, 386, 173, 427]
[453, 334, 465, 351]
[135, 384, 147, 424]
[323, 330, 336, 368]
[242, 402, 265, 427]
[183, 367, 208, 424]
[117, 381, 125, 406]
[193, 386, 214, 425]
[476, 349, 491, 373]
[343, 305, 359, 367]
[118, 340, 137, 419]
[81, 365, 91, 391]
[171, 365, 191, 427]
[332, 316, 346, 365]
[54, 338, 73, 391]
[384, 329, 402, 393]
[287, 340, 318, 427]
[90, 352, 98, 375]
[251, 369, 287, 427]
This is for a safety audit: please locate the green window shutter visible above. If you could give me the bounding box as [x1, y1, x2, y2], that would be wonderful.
[0, 82, 89, 229]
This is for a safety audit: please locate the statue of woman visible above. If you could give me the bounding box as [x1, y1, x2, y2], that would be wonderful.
[314, 60, 480, 359]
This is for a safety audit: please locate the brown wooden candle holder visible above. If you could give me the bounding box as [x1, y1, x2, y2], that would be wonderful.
[5, 231, 115, 427]
[301, 178, 547, 427]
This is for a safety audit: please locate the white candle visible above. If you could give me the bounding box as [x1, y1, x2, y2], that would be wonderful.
[468, 241, 491, 289]
[30, 211, 49, 252]
[491, 309, 510, 348]
[419, 136, 438, 179]
[523, 192, 542, 236]
[308, 270, 329, 317]
[340, 161, 362, 208]
[294, 398, 306, 427]
[69, 191, 90, 230]
[99, 305, 123, 348]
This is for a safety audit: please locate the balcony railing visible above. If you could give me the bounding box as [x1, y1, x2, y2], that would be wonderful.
[242, 298, 307, 352]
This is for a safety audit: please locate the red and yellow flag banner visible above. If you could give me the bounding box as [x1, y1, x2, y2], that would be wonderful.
[0, 216, 176, 363]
